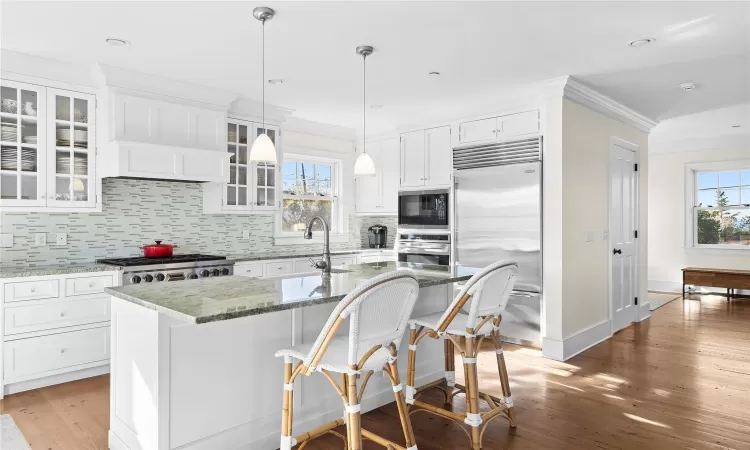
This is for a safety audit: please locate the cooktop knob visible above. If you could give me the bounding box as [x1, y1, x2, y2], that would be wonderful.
[201, 269, 210, 277]
[144, 274, 154, 283]
[221, 268, 230, 276]
[211, 269, 220, 276]
[131, 275, 142, 284]
[155, 273, 166, 282]
[188, 273, 199, 280]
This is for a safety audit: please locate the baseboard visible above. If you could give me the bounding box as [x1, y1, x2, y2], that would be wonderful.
[648, 279, 682, 293]
[542, 320, 612, 362]
[638, 302, 651, 322]
[4, 364, 109, 397]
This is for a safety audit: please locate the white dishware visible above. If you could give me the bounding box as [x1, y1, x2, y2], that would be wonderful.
[1, 99, 17, 114]
[23, 101, 36, 116]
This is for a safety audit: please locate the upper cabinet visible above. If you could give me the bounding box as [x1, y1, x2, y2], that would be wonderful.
[400, 126, 451, 190]
[99, 91, 229, 183]
[458, 110, 539, 145]
[203, 118, 281, 214]
[0, 79, 98, 211]
[355, 137, 399, 214]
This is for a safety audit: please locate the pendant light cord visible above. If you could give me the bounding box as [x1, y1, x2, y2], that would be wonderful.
[362, 52, 366, 155]
[262, 19, 266, 134]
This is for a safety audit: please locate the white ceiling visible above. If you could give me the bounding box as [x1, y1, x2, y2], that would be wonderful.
[2, 1, 749, 134]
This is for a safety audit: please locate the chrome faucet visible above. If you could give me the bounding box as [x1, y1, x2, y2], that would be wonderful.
[304, 216, 331, 274]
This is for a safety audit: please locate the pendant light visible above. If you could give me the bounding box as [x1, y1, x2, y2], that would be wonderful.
[250, 7, 277, 164]
[353, 45, 376, 177]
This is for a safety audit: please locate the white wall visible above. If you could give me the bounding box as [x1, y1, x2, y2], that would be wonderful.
[648, 147, 750, 291]
[543, 98, 649, 347]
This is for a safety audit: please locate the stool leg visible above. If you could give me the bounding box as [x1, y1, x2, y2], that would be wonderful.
[444, 338, 456, 409]
[492, 317, 516, 427]
[346, 371, 363, 450]
[280, 357, 296, 450]
[406, 326, 417, 406]
[388, 360, 418, 449]
[463, 333, 482, 450]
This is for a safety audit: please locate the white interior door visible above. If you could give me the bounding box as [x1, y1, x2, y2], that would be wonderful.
[610, 141, 638, 333]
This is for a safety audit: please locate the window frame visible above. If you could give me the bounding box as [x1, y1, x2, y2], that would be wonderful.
[685, 160, 750, 250]
[277, 153, 343, 238]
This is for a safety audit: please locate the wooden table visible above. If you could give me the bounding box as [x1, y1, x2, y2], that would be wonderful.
[682, 267, 750, 299]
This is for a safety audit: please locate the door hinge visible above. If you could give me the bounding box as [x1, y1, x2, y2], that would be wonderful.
[634, 163, 638, 172]
[634, 296, 638, 305]
[634, 230, 638, 238]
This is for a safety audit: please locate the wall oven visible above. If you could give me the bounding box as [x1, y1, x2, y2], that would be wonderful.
[397, 232, 451, 266]
[398, 189, 449, 229]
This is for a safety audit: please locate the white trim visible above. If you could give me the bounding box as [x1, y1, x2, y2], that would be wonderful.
[542, 319, 612, 362]
[648, 280, 683, 293]
[4, 363, 109, 396]
[637, 303, 652, 322]
[563, 77, 658, 133]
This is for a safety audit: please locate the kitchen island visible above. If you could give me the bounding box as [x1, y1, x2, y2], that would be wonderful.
[105, 262, 470, 450]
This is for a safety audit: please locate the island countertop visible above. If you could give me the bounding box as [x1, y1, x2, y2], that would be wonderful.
[105, 262, 472, 324]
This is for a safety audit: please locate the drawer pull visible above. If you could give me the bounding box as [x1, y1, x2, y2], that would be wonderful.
[30, 288, 36, 292]
[60, 311, 67, 317]
[60, 348, 67, 354]
[89, 283, 94, 288]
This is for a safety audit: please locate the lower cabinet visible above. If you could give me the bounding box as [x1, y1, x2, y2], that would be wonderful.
[0, 271, 118, 397]
[234, 252, 397, 279]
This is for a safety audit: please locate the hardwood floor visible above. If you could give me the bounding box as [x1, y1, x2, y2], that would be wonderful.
[2, 293, 749, 450]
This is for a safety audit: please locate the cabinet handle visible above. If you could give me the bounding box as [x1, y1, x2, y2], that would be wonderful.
[60, 311, 67, 317]
[30, 287, 36, 292]
[60, 348, 67, 354]
[89, 283, 94, 288]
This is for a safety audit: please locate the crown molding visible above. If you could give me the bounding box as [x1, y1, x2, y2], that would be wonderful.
[562, 76, 658, 133]
[282, 117, 357, 142]
[229, 98, 295, 124]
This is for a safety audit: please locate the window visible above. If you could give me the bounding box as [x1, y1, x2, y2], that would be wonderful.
[693, 169, 750, 247]
[281, 157, 339, 234]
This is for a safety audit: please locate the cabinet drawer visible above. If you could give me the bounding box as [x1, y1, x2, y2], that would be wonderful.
[5, 297, 110, 335]
[265, 261, 295, 277]
[294, 259, 317, 274]
[360, 255, 383, 263]
[331, 256, 357, 268]
[4, 279, 60, 303]
[65, 275, 113, 297]
[3, 326, 110, 380]
[235, 263, 264, 278]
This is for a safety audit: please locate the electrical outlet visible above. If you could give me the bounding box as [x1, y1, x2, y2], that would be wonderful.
[56, 233, 67, 246]
[0, 233, 13, 248]
[585, 231, 595, 242]
[242, 230, 251, 240]
[602, 229, 609, 240]
[34, 233, 47, 246]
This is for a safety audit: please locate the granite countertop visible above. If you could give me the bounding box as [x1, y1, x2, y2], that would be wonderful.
[0, 263, 121, 279]
[225, 247, 395, 263]
[105, 262, 471, 324]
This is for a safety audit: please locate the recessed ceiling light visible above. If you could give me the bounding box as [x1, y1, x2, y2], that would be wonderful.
[105, 38, 129, 46]
[429, 71, 440, 76]
[268, 79, 284, 85]
[732, 125, 741, 128]
[370, 104, 384, 109]
[680, 82, 697, 92]
[629, 38, 655, 48]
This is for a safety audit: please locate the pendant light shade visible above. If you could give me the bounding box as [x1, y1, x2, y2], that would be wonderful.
[250, 7, 277, 164]
[354, 151, 376, 176]
[354, 45, 376, 177]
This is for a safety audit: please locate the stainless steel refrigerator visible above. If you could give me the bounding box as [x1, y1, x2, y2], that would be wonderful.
[453, 138, 542, 347]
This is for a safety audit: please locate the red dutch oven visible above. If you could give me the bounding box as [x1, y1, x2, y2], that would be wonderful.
[140, 240, 178, 258]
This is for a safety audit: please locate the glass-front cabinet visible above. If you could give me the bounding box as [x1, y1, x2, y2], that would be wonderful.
[0, 80, 47, 206]
[219, 117, 280, 213]
[0, 79, 97, 210]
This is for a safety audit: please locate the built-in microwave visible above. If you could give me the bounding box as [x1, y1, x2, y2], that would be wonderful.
[397, 189, 449, 229]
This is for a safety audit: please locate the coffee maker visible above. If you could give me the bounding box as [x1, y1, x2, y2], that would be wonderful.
[367, 225, 388, 249]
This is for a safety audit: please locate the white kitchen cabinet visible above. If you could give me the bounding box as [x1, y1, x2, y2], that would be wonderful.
[400, 126, 451, 189]
[203, 118, 281, 214]
[400, 130, 425, 188]
[355, 138, 399, 214]
[0, 79, 99, 211]
[458, 110, 539, 145]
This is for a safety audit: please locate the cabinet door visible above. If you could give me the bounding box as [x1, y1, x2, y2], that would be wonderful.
[425, 126, 452, 187]
[400, 130, 425, 188]
[47, 89, 96, 207]
[458, 117, 497, 144]
[224, 119, 252, 210]
[380, 138, 400, 213]
[497, 110, 539, 140]
[355, 141, 382, 213]
[252, 124, 280, 211]
[0, 80, 47, 207]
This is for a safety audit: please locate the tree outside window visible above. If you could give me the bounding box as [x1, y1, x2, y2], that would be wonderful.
[282, 159, 337, 233]
[695, 170, 750, 246]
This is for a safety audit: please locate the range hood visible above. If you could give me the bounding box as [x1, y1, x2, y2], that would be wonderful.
[97, 65, 233, 183]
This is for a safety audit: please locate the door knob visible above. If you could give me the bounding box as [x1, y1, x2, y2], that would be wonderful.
[613, 248, 622, 255]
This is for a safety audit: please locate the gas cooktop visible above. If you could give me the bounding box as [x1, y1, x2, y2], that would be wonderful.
[98, 254, 227, 267]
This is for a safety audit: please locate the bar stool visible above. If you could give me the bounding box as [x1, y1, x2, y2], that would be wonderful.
[405, 261, 519, 450]
[274, 270, 421, 450]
